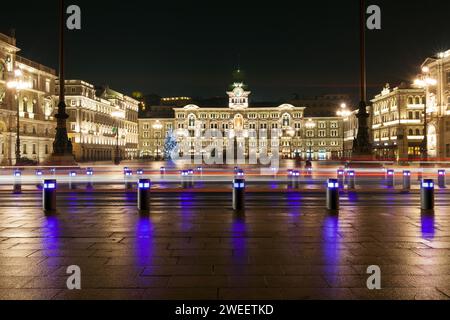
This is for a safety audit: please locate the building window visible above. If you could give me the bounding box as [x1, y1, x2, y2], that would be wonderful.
[32, 144, 36, 155]
[331, 130, 339, 137]
[45, 145, 49, 155]
[447, 72, 450, 85]
[319, 130, 326, 137]
[23, 144, 27, 155]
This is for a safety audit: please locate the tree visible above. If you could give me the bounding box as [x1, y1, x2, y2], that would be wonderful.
[163, 130, 178, 160]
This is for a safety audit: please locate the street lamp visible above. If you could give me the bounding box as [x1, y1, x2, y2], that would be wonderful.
[337, 103, 352, 160]
[7, 69, 32, 166]
[305, 119, 316, 161]
[112, 109, 125, 166]
[414, 71, 437, 162]
[152, 121, 163, 160]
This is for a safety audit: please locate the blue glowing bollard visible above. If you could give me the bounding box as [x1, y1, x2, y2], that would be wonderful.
[236, 169, 245, 178]
[403, 171, 411, 191]
[69, 171, 77, 190]
[233, 178, 246, 212]
[181, 170, 190, 189]
[291, 170, 300, 189]
[50, 168, 56, 176]
[137, 169, 144, 176]
[138, 179, 151, 212]
[13, 170, 22, 194]
[421, 179, 435, 211]
[347, 170, 356, 190]
[327, 179, 340, 211]
[386, 169, 395, 188]
[438, 170, 446, 189]
[86, 168, 94, 189]
[337, 169, 345, 189]
[160, 167, 166, 176]
[36, 170, 44, 190]
[197, 167, 203, 175]
[271, 167, 278, 178]
[124, 170, 133, 190]
[43, 180, 57, 212]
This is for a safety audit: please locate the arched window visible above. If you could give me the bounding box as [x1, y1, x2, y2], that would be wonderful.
[282, 114, 290, 127]
[408, 96, 414, 105]
[416, 129, 421, 136]
[415, 97, 421, 105]
[409, 129, 413, 136]
[188, 115, 196, 127]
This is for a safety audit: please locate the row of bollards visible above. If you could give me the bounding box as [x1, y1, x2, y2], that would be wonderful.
[36, 175, 437, 214]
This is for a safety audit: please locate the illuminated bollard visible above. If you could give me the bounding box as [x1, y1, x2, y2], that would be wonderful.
[386, 169, 395, 188]
[138, 179, 151, 212]
[160, 167, 166, 177]
[86, 168, 94, 190]
[236, 169, 245, 178]
[421, 179, 435, 211]
[233, 178, 246, 212]
[327, 179, 340, 211]
[13, 170, 22, 194]
[50, 168, 56, 176]
[181, 170, 190, 188]
[124, 170, 133, 190]
[292, 170, 300, 189]
[137, 169, 144, 176]
[347, 170, 356, 190]
[337, 169, 345, 189]
[287, 170, 294, 189]
[36, 170, 44, 190]
[403, 171, 411, 191]
[69, 171, 77, 190]
[438, 170, 446, 189]
[197, 167, 203, 176]
[188, 169, 195, 188]
[271, 167, 278, 178]
[43, 180, 57, 213]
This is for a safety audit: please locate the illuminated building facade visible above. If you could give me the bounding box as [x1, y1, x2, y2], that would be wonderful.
[139, 80, 345, 161]
[421, 51, 450, 159]
[56, 80, 139, 162]
[371, 83, 426, 161]
[0, 32, 57, 165]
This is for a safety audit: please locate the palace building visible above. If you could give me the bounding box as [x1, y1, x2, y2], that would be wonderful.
[56, 80, 140, 162]
[139, 75, 345, 161]
[371, 83, 426, 161]
[421, 51, 450, 159]
[0, 32, 57, 165]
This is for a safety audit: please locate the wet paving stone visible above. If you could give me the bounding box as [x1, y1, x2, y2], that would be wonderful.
[0, 191, 449, 300]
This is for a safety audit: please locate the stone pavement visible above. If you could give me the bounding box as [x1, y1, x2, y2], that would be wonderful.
[0, 192, 449, 300]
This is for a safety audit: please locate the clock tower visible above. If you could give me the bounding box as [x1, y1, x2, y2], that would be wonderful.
[228, 82, 250, 109]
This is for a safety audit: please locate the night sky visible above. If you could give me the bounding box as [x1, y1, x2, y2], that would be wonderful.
[2, 0, 450, 104]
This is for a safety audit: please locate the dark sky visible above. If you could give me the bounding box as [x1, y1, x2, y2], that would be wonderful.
[2, 0, 450, 104]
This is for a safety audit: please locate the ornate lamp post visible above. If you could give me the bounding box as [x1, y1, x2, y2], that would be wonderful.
[353, 0, 372, 158]
[152, 121, 163, 161]
[305, 119, 316, 161]
[337, 103, 352, 160]
[112, 109, 125, 166]
[7, 68, 32, 166]
[48, 0, 76, 165]
[414, 68, 437, 162]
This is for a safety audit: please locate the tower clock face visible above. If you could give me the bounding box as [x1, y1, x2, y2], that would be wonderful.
[234, 87, 244, 97]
